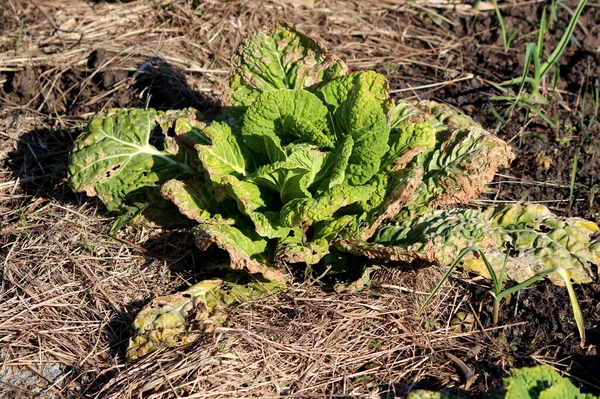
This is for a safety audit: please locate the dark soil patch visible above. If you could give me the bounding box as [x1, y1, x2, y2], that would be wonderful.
[435, 1, 600, 219]
[454, 280, 600, 396]
[1, 52, 218, 117]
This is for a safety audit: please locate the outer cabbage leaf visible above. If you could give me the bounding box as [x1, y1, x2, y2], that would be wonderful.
[194, 223, 285, 281]
[413, 99, 478, 131]
[228, 24, 347, 107]
[126, 275, 286, 361]
[406, 390, 461, 399]
[392, 100, 476, 132]
[423, 126, 511, 206]
[68, 108, 199, 212]
[160, 179, 235, 225]
[395, 124, 514, 220]
[169, 108, 213, 150]
[339, 208, 506, 265]
[384, 121, 436, 171]
[463, 204, 600, 284]
[386, 100, 514, 221]
[241, 89, 334, 163]
[361, 168, 424, 239]
[344, 204, 599, 286]
[316, 71, 392, 185]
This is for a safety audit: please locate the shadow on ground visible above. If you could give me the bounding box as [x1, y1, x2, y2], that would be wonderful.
[7, 53, 219, 199]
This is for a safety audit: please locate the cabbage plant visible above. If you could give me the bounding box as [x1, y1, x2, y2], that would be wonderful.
[407, 364, 598, 399]
[67, 24, 599, 360]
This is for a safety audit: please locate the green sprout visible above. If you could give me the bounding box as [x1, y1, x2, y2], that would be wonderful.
[491, 0, 587, 127]
[418, 245, 586, 347]
[15, 20, 24, 56]
[492, 0, 521, 50]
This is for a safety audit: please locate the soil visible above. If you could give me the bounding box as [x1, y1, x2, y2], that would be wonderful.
[1, 0, 599, 398]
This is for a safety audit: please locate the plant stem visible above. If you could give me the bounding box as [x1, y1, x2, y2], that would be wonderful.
[492, 298, 500, 325]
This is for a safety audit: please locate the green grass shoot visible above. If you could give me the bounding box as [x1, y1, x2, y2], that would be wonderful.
[492, 0, 521, 50]
[418, 245, 586, 346]
[490, 0, 587, 127]
[568, 144, 580, 210]
[15, 20, 24, 56]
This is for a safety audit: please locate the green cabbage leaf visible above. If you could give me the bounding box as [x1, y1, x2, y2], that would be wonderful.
[406, 365, 598, 399]
[68, 108, 201, 213]
[228, 24, 347, 107]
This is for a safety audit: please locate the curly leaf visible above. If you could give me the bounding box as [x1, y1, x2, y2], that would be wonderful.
[502, 365, 595, 399]
[249, 161, 311, 201]
[248, 144, 329, 203]
[325, 135, 354, 189]
[468, 204, 599, 284]
[68, 108, 199, 212]
[242, 89, 334, 163]
[317, 70, 392, 117]
[126, 276, 286, 361]
[275, 230, 330, 265]
[316, 71, 392, 185]
[222, 176, 290, 239]
[228, 24, 347, 107]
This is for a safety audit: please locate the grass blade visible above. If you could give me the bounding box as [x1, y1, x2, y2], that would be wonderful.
[15, 20, 24, 56]
[479, 250, 501, 292]
[492, 0, 509, 49]
[418, 246, 479, 315]
[568, 144, 580, 210]
[539, 0, 587, 78]
[537, 7, 547, 59]
[498, 267, 558, 299]
[557, 268, 586, 346]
